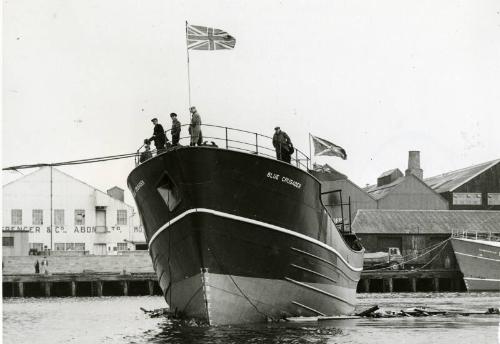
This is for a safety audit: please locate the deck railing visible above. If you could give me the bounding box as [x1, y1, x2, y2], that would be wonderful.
[451, 229, 500, 242]
[136, 123, 310, 170]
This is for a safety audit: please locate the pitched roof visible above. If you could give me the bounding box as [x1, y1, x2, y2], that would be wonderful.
[425, 159, 500, 193]
[364, 177, 405, 200]
[378, 168, 402, 179]
[352, 209, 500, 234]
[3, 167, 135, 209]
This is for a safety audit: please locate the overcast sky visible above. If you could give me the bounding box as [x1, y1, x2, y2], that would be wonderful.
[3, 0, 500, 205]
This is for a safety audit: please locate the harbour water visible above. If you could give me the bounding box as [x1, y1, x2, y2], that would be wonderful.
[3, 292, 499, 344]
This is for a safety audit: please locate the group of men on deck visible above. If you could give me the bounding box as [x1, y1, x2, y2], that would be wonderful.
[141, 107, 294, 164]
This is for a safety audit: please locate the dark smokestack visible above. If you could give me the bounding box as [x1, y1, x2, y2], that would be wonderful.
[405, 151, 423, 180]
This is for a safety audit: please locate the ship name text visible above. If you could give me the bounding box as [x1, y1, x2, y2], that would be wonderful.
[132, 180, 145, 197]
[266, 172, 302, 189]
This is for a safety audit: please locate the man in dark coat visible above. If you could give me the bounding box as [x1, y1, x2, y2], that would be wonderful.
[149, 117, 167, 151]
[170, 113, 181, 146]
[272, 126, 293, 163]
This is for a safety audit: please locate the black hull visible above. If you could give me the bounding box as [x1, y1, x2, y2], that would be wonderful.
[128, 147, 363, 324]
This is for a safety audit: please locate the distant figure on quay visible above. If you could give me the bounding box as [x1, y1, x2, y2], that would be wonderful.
[34, 260, 40, 274]
[272, 126, 293, 163]
[41, 256, 49, 275]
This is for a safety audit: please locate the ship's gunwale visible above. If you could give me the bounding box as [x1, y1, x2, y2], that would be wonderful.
[148, 207, 363, 273]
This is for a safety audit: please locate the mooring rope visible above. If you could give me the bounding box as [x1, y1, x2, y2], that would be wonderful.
[364, 238, 451, 272]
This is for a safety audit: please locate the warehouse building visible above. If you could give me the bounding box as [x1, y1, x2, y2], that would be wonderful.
[364, 151, 449, 210]
[353, 209, 500, 269]
[425, 158, 500, 210]
[2, 167, 145, 256]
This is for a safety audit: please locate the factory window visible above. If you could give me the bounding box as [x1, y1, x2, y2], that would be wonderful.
[30, 243, 44, 251]
[33, 209, 43, 225]
[54, 243, 65, 251]
[117, 243, 128, 251]
[3, 237, 14, 247]
[65, 243, 75, 251]
[54, 209, 65, 226]
[74, 243, 85, 251]
[117, 210, 127, 225]
[11, 209, 22, 225]
[75, 209, 85, 225]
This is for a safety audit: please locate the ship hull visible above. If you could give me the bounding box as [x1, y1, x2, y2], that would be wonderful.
[128, 147, 363, 324]
[451, 238, 500, 291]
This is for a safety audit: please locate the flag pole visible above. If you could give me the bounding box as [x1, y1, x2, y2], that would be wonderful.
[185, 21, 192, 109]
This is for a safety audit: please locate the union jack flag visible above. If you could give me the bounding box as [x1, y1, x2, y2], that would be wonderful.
[311, 135, 347, 160]
[187, 24, 236, 51]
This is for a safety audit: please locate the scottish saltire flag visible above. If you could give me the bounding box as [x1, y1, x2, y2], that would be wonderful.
[187, 24, 236, 50]
[311, 135, 347, 160]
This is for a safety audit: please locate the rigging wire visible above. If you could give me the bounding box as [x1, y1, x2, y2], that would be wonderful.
[364, 238, 451, 272]
[2, 152, 140, 171]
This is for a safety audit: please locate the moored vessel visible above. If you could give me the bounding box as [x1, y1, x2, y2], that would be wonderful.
[451, 231, 500, 291]
[127, 124, 364, 325]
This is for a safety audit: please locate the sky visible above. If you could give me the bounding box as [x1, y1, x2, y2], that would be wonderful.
[3, 0, 500, 205]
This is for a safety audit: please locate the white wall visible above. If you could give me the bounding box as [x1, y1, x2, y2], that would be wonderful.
[2, 167, 146, 254]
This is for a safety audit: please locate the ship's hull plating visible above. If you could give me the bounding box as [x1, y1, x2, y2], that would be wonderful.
[451, 238, 500, 291]
[128, 147, 363, 324]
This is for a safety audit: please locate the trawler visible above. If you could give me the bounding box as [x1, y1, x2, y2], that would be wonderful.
[451, 230, 500, 291]
[127, 124, 364, 325]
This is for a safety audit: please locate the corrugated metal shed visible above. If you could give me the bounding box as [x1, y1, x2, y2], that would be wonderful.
[352, 209, 500, 234]
[425, 159, 500, 193]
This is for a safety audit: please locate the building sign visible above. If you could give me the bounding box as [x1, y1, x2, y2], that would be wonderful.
[2, 226, 144, 234]
[452, 193, 482, 205]
[487, 193, 500, 205]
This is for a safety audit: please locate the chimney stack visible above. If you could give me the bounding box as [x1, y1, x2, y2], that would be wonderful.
[405, 151, 423, 180]
[107, 186, 124, 202]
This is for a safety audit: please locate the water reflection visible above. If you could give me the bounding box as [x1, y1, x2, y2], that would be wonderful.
[147, 321, 344, 344]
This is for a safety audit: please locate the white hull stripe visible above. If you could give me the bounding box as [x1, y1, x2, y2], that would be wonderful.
[463, 277, 500, 282]
[148, 207, 363, 273]
[455, 252, 500, 263]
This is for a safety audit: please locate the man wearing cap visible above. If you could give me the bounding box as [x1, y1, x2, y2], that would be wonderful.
[272, 126, 293, 163]
[170, 113, 181, 146]
[189, 106, 202, 146]
[149, 117, 167, 152]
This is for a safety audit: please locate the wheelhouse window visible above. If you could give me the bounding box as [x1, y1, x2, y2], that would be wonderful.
[75, 209, 85, 225]
[33, 209, 43, 225]
[11, 209, 22, 225]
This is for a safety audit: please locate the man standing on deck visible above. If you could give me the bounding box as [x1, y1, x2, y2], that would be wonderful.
[272, 127, 293, 163]
[149, 117, 167, 152]
[170, 113, 181, 146]
[189, 106, 202, 146]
